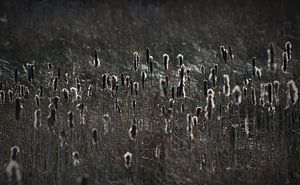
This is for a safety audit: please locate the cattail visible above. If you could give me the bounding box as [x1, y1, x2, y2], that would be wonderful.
[203, 80, 208, 97]
[47, 109, 56, 129]
[196, 107, 203, 116]
[87, 84, 93, 97]
[205, 93, 215, 120]
[255, 67, 262, 80]
[267, 43, 276, 71]
[146, 47, 150, 64]
[132, 100, 136, 109]
[94, 49, 100, 67]
[57, 66, 61, 80]
[27, 63, 34, 83]
[11, 146, 20, 161]
[70, 87, 79, 102]
[33, 94, 40, 107]
[186, 114, 193, 139]
[285, 41, 292, 60]
[214, 64, 218, 76]
[140, 72, 147, 89]
[92, 128, 98, 144]
[155, 145, 161, 158]
[171, 86, 175, 99]
[130, 80, 133, 95]
[273, 81, 280, 105]
[179, 64, 186, 81]
[177, 54, 184, 66]
[129, 124, 137, 140]
[228, 46, 234, 59]
[72, 151, 80, 166]
[59, 130, 67, 148]
[125, 76, 130, 87]
[149, 56, 154, 74]
[0, 90, 5, 103]
[232, 85, 242, 105]
[8, 90, 13, 103]
[39, 85, 44, 97]
[165, 75, 169, 87]
[111, 75, 118, 92]
[52, 76, 58, 91]
[34, 109, 41, 129]
[242, 86, 248, 99]
[124, 151, 132, 168]
[160, 79, 168, 97]
[14, 68, 18, 84]
[176, 80, 185, 98]
[282, 52, 288, 73]
[15, 97, 22, 121]
[51, 96, 60, 110]
[223, 75, 230, 97]
[244, 74, 249, 86]
[192, 116, 198, 127]
[252, 57, 256, 77]
[133, 82, 139, 95]
[103, 114, 110, 134]
[267, 83, 273, 105]
[68, 111, 74, 128]
[200, 64, 205, 74]
[268, 106, 276, 116]
[220, 46, 228, 64]
[62, 88, 70, 102]
[181, 102, 185, 113]
[259, 83, 266, 106]
[169, 98, 175, 109]
[245, 116, 250, 136]
[133, 51, 139, 71]
[287, 80, 298, 106]
[251, 87, 256, 105]
[24, 87, 29, 100]
[161, 105, 166, 116]
[65, 73, 69, 85]
[48, 62, 52, 71]
[102, 74, 107, 89]
[163, 54, 169, 71]
[76, 103, 85, 115]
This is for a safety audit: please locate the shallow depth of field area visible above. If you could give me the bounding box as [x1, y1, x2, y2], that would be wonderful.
[0, 0, 300, 185]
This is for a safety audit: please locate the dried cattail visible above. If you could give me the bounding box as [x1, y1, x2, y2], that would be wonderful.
[196, 106, 203, 116]
[207, 88, 214, 96]
[50, 96, 60, 110]
[232, 85, 242, 105]
[76, 103, 85, 115]
[52, 76, 58, 91]
[133, 51, 139, 71]
[287, 80, 298, 106]
[87, 84, 93, 97]
[124, 151, 132, 168]
[267, 43, 276, 71]
[27, 63, 34, 83]
[268, 106, 276, 116]
[160, 79, 168, 97]
[111, 75, 118, 92]
[5, 160, 21, 184]
[48, 62, 52, 71]
[165, 76, 169, 87]
[228, 46, 234, 59]
[176, 80, 185, 98]
[59, 130, 67, 148]
[200, 64, 205, 75]
[72, 151, 80, 166]
[125, 76, 130, 87]
[24, 87, 29, 100]
[11, 146, 20, 161]
[171, 86, 175, 99]
[133, 82, 139, 96]
[34, 109, 41, 129]
[203, 80, 208, 97]
[62, 88, 70, 102]
[255, 67, 262, 80]
[273, 81, 280, 105]
[245, 116, 250, 136]
[285, 41, 292, 60]
[68, 111, 74, 128]
[70, 87, 79, 102]
[39, 85, 44, 97]
[223, 75, 230, 97]
[15, 97, 22, 121]
[14, 68, 18, 84]
[0, 90, 5, 103]
[163, 54, 169, 71]
[155, 145, 161, 158]
[102, 74, 107, 89]
[179, 64, 186, 81]
[244, 74, 249, 86]
[281, 52, 288, 73]
[252, 57, 256, 77]
[192, 116, 198, 127]
[259, 83, 266, 106]
[129, 124, 137, 140]
[267, 83, 273, 105]
[169, 98, 175, 109]
[132, 100, 136, 109]
[35, 94, 40, 107]
[57, 66, 61, 79]
[92, 128, 98, 144]
[177, 54, 184, 66]
[220, 46, 228, 64]
[65, 73, 69, 85]
[209, 68, 216, 87]
[8, 90, 13, 103]
[94, 49, 100, 67]
[181, 102, 185, 113]
[146, 47, 150, 64]
[103, 114, 110, 134]
[205, 93, 215, 120]
[149, 56, 154, 74]
[251, 87, 256, 105]
[47, 109, 56, 129]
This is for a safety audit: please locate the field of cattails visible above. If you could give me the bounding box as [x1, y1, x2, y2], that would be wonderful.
[0, 1, 300, 185]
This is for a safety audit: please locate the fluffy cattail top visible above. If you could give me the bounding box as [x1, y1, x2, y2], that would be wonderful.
[232, 85, 242, 105]
[124, 151, 132, 168]
[163, 54, 169, 71]
[287, 80, 298, 106]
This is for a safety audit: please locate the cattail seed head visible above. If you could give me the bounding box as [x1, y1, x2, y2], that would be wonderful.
[232, 85, 242, 105]
[72, 151, 80, 166]
[285, 41, 292, 60]
[204, 80, 208, 97]
[282, 52, 288, 73]
[273, 80, 280, 105]
[34, 109, 41, 129]
[52, 76, 58, 91]
[146, 47, 150, 64]
[68, 111, 74, 128]
[141, 71, 147, 89]
[200, 64, 205, 75]
[133, 51, 140, 71]
[94, 49, 100, 67]
[177, 54, 184, 66]
[196, 106, 203, 116]
[15, 97, 22, 121]
[252, 57, 256, 77]
[220, 46, 228, 64]
[14, 68, 18, 84]
[267, 83, 273, 105]
[223, 75, 230, 97]
[149, 56, 154, 74]
[133, 82, 139, 96]
[62, 88, 70, 102]
[87, 84, 93, 97]
[102, 74, 107, 89]
[171, 86, 175, 99]
[50, 96, 60, 110]
[129, 124, 137, 140]
[192, 116, 198, 127]
[124, 151, 132, 168]
[39, 85, 44, 97]
[11, 146, 20, 161]
[0, 90, 5, 103]
[163, 54, 169, 71]
[179, 64, 186, 81]
[92, 128, 98, 144]
[243, 86, 248, 99]
[267, 43, 276, 71]
[35, 94, 40, 107]
[205, 93, 215, 120]
[8, 90, 13, 103]
[287, 80, 298, 106]
[160, 79, 168, 97]
[47, 109, 56, 129]
[255, 67, 262, 80]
